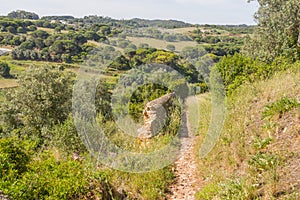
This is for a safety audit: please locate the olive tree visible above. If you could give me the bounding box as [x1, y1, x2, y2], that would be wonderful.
[244, 0, 300, 62]
[2, 66, 74, 138]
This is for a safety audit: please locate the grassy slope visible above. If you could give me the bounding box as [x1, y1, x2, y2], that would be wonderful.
[0, 55, 80, 89]
[195, 65, 300, 199]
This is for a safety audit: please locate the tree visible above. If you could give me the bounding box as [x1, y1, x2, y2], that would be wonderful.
[51, 115, 86, 153]
[127, 43, 137, 50]
[180, 45, 206, 60]
[6, 26, 17, 34]
[50, 40, 82, 56]
[166, 44, 176, 51]
[0, 62, 11, 78]
[54, 26, 63, 33]
[42, 21, 51, 28]
[11, 36, 22, 46]
[67, 32, 87, 45]
[244, 0, 300, 62]
[7, 10, 39, 20]
[27, 25, 37, 31]
[34, 38, 45, 49]
[118, 40, 130, 48]
[99, 25, 111, 35]
[2, 66, 74, 137]
[30, 30, 49, 39]
[163, 34, 176, 42]
[19, 40, 35, 50]
[84, 31, 100, 41]
[17, 27, 26, 33]
[139, 43, 150, 48]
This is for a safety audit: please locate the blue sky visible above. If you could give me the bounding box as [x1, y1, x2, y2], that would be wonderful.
[0, 0, 259, 24]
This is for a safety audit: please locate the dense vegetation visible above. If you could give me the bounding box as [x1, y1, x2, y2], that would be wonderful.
[193, 0, 300, 199]
[0, 0, 299, 198]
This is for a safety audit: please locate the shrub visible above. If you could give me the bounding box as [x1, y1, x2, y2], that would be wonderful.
[214, 54, 295, 94]
[2, 66, 74, 143]
[0, 62, 12, 78]
[0, 138, 32, 180]
[51, 115, 86, 154]
[8, 154, 88, 200]
[105, 166, 175, 200]
[0, 148, 115, 199]
[166, 44, 175, 51]
[129, 83, 171, 122]
[262, 97, 300, 119]
[214, 53, 262, 93]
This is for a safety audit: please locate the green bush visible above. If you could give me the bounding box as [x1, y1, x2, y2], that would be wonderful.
[1, 150, 115, 200]
[2, 66, 74, 141]
[51, 115, 86, 154]
[105, 166, 175, 200]
[218, 179, 257, 200]
[214, 53, 265, 93]
[195, 183, 220, 199]
[8, 153, 87, 200]
[262, 97, 300, 119]
[215, 54, 295, 94]
[0, 138, 32, 180]
[196, 178, 258, 200]
[129, 83, 171, 122]
[0, 61, 12, 78]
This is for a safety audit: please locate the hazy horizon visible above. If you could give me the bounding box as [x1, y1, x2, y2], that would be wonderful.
[0, 0, 259, 25]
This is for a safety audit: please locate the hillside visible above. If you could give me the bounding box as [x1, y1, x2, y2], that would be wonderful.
[0, 12, 251, 92]
[195, 64, 300, 199]
[0, 3, 299, 199]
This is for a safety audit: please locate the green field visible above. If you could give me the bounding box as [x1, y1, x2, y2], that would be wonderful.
[127, 36, 197, 52]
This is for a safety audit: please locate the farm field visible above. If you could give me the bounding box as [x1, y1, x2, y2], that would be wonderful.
[127, 36, 197, 52]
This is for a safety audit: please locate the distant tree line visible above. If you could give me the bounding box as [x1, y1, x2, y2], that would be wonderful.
[7, 10, 39, 20]
[0, 16, 119, 63]
[122, 28, 192, 42]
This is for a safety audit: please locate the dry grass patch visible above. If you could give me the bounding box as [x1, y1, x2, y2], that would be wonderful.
[127, 36, 197, 52]
[0, 79, 18, 89]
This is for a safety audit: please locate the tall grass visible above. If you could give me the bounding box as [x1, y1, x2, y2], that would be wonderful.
[195, 65, 300, 199]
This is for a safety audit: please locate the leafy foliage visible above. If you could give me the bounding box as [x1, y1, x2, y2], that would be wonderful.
[214, 54, 295, 93]
[0, 61, 12, 78]
[50, 115, 86, 154]
[0, 138, 32, 180]
[244, 0, 300, 62]
[2, 66, 74, 141]
[105, 166, 175, 200]
[214, 53, 264, 92]
[129, 83, 171, 122]
[0, 145, 113, 200]
[7, 10, 39, 20]
[110, 48, 200, 83]
[262, 97, 300, 119]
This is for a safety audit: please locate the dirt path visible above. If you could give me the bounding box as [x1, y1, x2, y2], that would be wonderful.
[0, 47, 12, 56]
[167, 136, 201, 200]
[167, 106, 202, 200]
